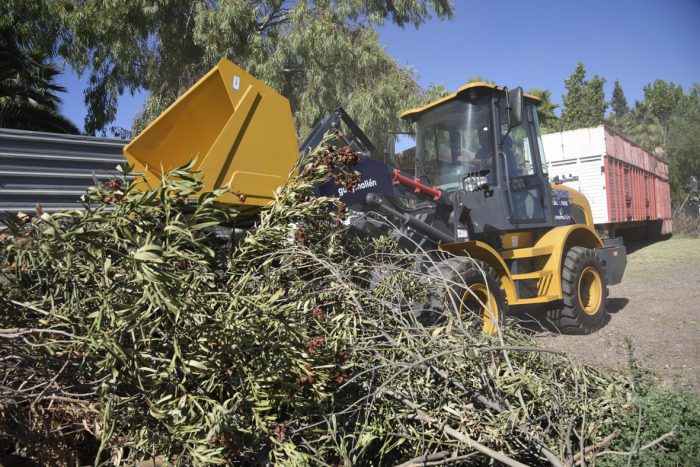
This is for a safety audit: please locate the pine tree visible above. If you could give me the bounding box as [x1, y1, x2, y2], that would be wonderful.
[559, 62, 607, 131]
[610, 80, 629, 117]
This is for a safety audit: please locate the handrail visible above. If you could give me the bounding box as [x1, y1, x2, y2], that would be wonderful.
[500, 150, 515, 220]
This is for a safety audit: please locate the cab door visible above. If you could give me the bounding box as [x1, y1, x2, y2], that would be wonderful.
[497, 100, 554, 228]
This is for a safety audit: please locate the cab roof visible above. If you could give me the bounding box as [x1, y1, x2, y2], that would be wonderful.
[400, 82, 540, 122]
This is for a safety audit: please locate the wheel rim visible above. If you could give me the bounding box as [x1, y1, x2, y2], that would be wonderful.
[578, 266, 602, 316]
[460, 283, 499, 334]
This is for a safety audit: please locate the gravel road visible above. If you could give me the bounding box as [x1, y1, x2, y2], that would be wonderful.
[511, 236, 700, 389]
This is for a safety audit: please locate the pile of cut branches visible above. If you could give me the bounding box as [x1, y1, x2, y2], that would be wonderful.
[0, 144, 690, 465]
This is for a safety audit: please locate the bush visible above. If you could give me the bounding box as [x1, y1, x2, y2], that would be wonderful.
[672, 212, 700, 237]
[597, 341, 700, 466]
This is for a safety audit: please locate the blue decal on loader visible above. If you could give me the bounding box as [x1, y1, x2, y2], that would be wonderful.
[318, 158, 394, 206]
[552, 189, 572, 225]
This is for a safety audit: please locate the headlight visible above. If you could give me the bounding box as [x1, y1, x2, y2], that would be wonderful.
[463, 176, 488, 192]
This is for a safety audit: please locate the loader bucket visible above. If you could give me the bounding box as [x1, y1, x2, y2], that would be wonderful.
[123, 59, 299, 207]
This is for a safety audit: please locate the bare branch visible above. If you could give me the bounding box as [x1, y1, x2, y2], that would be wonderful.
[573, 431, 619, 461]
[592, 431, 676, 460]
[385, 389, 536, 467]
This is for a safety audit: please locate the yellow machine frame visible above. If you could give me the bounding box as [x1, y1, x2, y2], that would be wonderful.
[440, 202, 604, 306]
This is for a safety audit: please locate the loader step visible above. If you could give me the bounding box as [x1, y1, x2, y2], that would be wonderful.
[500, 245, 554, 260]
[511, 270, 551, 280]
[513, 295, 560, 305]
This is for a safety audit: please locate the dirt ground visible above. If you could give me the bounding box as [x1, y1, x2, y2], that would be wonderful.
[511, 236, 700, 389]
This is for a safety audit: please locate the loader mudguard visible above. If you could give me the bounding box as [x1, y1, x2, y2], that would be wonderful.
[530, 224, 605, 299]
[440, 225, 607, 305]
[439, 241, 517, 304]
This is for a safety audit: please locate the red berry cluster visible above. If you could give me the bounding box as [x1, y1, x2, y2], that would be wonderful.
[293, 225, 308, 246]
[320, 144, 360, 191]
[306, 335, 325, 353]
[335, 202, 348, 228]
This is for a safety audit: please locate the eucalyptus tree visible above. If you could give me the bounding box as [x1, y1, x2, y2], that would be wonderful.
[2, 0, 453, 144]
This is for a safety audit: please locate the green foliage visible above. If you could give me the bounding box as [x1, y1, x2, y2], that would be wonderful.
[667, 85, 700, 204]
[643, 79, 684, 146]
[559, 62, 607, 131]
[1, 0, 453, 141]
[610, 80, 629, 117]
[597, 341, 700, 466]
[528, 87, 559, 133]
[418, 83, 451, 104]
[258, 11, 422, 145]
[608, 98, 665, 153]
[466, 75, 495, 84]
[0, 27, 78, 134]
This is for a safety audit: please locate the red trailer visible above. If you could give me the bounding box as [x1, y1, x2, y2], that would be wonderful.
[543, 125, 672, 236]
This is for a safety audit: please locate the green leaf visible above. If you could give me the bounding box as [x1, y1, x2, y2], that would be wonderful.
[186, 360, 208, 370]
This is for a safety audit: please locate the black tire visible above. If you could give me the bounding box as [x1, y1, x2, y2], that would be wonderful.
[434, 258, 508, 334]
[547, 246, 609, 334]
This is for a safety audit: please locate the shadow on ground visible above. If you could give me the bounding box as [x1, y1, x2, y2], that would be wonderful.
[620, 234, 672, 255]
[509, 297, 630, 336]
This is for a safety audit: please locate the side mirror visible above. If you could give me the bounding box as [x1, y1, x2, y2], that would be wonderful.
[506, 87, 524, 129]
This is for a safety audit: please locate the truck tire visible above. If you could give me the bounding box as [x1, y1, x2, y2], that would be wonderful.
[434, 258, 508, 334]
[547, 246, 608, 334]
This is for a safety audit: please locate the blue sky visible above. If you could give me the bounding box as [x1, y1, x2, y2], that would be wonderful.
[58, 0, 700, 135]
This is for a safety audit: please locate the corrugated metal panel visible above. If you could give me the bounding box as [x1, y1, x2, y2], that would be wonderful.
[0, 129, 127, 216]
[602, 127, 671, 225]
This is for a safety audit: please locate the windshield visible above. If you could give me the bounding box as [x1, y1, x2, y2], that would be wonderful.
[415, 97, 493, 191]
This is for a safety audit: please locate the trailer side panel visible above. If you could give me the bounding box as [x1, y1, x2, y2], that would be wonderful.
[603, 127, 671, 233]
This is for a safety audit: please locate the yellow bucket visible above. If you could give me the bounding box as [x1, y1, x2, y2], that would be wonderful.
[123, 59, 299, 207]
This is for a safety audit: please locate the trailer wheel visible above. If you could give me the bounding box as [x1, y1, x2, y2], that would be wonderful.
[547, 246, 608, 334]
[436, 258, 508, 334]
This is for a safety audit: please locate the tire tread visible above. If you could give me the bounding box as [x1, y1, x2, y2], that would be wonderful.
[547, 246, 609, 334]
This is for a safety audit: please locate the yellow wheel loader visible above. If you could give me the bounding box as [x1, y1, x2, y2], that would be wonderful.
[123, 58, 627, 335]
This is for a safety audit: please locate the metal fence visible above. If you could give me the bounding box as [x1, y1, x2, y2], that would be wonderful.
[0, 129, 127, 217]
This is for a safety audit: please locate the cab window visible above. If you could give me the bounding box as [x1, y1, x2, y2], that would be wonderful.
[498, 98, 536, 178]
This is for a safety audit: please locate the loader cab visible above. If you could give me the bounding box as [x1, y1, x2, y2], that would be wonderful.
[399, 83, 554, 237]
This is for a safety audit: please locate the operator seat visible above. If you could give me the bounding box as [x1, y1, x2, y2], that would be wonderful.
[474, 128, 521, 183]
[501, 136, 522, 178]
